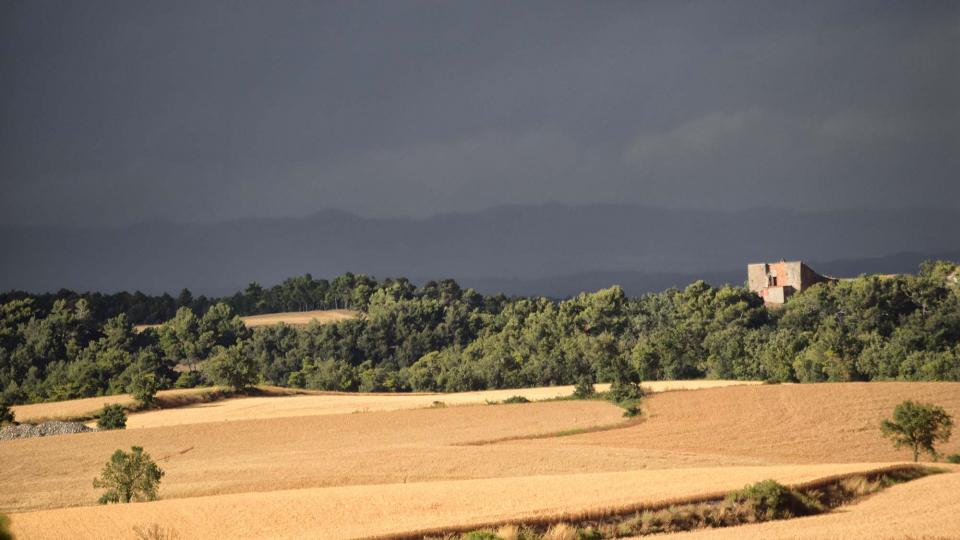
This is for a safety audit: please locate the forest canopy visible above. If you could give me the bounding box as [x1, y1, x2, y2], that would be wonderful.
[1, 262, 958, 405]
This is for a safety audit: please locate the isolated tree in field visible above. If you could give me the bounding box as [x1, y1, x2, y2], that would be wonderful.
[881, 400, 953, 461]
[202, 343, 258, 391]
[93, 446, 164, 504]
[97, 404, 127, 430]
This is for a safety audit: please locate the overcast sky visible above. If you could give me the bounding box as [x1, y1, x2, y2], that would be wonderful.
[1, 1, 957, 227]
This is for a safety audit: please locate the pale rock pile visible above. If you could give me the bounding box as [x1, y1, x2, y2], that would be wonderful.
[0, 421, 97, 440]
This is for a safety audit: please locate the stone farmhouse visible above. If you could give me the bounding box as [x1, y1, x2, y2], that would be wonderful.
[747, 260, 835, 305]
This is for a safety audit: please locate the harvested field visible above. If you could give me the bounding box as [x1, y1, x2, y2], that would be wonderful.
[10, 380, 756, 426]
[237, 308, 360, 327]
[528, 381, 960, 463]
[6, 464, 906, 540]
[10, 387, 219, 423]
[0, 400, 635, 512]
[4, 381, 957, 539]
[123, 380, 757, 429]
[662, 466, 960, 539]
[133, 308, 359, 332]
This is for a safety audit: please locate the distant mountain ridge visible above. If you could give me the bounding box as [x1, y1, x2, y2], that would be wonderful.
[466, 249, 960, 298]
[1, 204, 958, 296]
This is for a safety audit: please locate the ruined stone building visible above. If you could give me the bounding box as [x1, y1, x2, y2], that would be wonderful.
[747, 260, 835, 305]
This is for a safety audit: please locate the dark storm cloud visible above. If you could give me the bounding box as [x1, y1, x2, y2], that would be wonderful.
[1, 1, 957, 226]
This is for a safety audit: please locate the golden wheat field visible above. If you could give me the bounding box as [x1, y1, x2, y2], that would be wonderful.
[10, 385, 305, 424]
[660, 469, 960, 539]
[539, 382, 960, 463]
[9, 386, 219, 423]
[10, 379, 755, 427]
[236, 308, 361, 327]
[132, 308, 360, 332]
[7, 464, 907, 540]
[121, 379, 758, 429]
[3, 381, 959, 539]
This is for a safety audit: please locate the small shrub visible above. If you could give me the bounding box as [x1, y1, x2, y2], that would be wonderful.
[946, 453, 960, 464]
[543, 523, 576, 540]
[0, 513, 12, 540]
[573, 375, 596, 398]
[0, 402, 14, 425]
[462, 531, 500, 540]
[838, 476, 881, 499]
[133, 523, 180, 540]
[503, 395, 530, 404]
[174, 371, 201, 389]
[616, 513, 643, 536]
[97, 404, 127, 430]
[575, 526, 602, 540]
[494, 525, 519, 540]
[725, 479, 822, 521]
[431, 400, 447, 408]
[609, 379, 644, 403]
[93, 446, 164, 504]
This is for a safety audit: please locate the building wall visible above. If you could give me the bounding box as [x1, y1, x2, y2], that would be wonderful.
[747, 263, 770, 292]
[747, 260, 833, 305]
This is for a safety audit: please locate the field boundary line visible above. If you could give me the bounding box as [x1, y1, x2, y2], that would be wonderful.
[453, 416, 645, 446]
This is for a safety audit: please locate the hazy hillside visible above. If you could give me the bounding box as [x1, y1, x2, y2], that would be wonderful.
[1, 204, 958, 295]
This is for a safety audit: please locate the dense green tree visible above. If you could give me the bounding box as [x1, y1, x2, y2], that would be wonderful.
[0, 401, 13, 425]
[202, 344, 258, 391]
[881, 400, 954, 461]
[93, 446, 164, 503]
[128, 371, 159, 407]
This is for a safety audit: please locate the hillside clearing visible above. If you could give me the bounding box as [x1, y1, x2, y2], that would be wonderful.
[133, 308, 360, 332]
[6, 464, 909, 540]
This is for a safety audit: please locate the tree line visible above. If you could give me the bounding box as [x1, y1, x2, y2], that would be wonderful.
[0, 273, 480, 325]
[1, 262, 958, 405]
